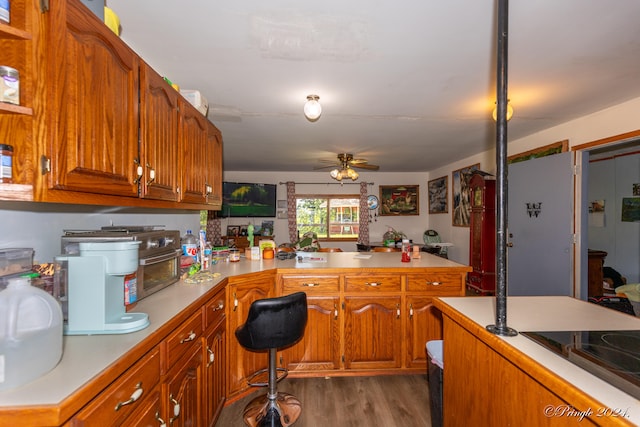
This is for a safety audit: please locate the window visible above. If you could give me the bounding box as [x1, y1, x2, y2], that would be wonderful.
[296, 195, 360, 240]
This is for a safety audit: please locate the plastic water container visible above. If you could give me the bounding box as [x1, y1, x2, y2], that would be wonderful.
[0, 277, 63, 390]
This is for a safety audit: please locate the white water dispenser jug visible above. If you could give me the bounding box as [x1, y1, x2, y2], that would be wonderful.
[0, 277, 63, 390]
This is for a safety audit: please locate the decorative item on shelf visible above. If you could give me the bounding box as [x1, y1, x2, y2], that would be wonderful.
[492, 99, 513, 121]
[304, 94, 321, 121]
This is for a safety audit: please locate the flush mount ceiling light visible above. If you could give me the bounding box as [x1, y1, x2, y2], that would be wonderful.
[304, 95, 322, 121]
[330, 166, 359, 181]
[492, 99, 514, 121]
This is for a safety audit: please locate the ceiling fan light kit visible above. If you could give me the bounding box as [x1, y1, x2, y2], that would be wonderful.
[304, 94, 322, 121]
[330, 167, 359, 181]
[319, 153, 380, 181]
[492, 99, 513, 121]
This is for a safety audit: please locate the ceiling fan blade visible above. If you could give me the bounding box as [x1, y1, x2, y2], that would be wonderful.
[313, 164, 339, 170]
[352, 163, 379, 170]
[349, 158, 370, 164]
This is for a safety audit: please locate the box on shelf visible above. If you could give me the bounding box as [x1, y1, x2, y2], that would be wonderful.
[180, 90, 209, 116]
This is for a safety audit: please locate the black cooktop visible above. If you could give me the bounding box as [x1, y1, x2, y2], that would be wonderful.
[522, 330, 640, 399]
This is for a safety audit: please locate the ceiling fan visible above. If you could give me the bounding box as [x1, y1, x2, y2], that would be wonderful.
[315, 153, 380, 181]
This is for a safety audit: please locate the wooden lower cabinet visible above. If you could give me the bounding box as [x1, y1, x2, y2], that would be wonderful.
[163, 343, 203, 427]
[203, 288, 226, 427]
[344, 296, 402, 370]
[281, 295, 341, 372]
[226, 272, 276, 397]
[121, 385, 163, 427]
[405, 296, 441, 369]
[71, 348, 161, 426]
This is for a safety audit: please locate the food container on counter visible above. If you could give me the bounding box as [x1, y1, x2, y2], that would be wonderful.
[0, 248, 34, 285]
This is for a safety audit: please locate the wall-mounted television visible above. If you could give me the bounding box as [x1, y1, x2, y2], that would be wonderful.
[221, 182, 277, 217]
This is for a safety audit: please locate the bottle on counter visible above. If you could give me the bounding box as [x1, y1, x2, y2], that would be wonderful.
[202, 241, 212, 270]
[401, 239, 411, 262]
[181, 229, 198, 262]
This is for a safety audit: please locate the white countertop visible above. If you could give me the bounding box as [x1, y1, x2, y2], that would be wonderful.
[0, 252, 468, 409]
[437, 296, 640, 425]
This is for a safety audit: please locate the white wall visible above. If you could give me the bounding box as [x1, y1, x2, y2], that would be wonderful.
[427, 96, 640, 265]
[0, 202, 200, 264]
[588, 153, 640, 283]
[223, 171, 430, 252]
[1, 97, 639, 265]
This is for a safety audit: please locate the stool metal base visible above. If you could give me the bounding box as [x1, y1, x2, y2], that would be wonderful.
[242, 392, 302, 427]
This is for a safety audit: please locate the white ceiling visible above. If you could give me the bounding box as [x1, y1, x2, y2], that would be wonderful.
[108, 0, 640, 173]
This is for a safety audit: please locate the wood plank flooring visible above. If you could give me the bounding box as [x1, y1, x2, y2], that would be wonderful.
[215, 374, 433, 426]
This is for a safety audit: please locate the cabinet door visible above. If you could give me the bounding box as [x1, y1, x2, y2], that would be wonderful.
[344, 296, 402, 370]
[163, 343, 203, 427]
[281, 295, 341, 372]
[178, 98, 209, 204]
[204, 123, 223, 208]
[226, 273, 275, 396]
[46, 0, 139, 197]
[139, 62, 179, 201]
[204, 322, 226, 427]
[405, 296, 442, 369]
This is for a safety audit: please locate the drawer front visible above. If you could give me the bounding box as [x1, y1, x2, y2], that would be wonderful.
[344, 274, 401, 292]
[282, 275, 340, 294]
[406, 273, 462, 294]
[204, 289, 226, 330]
[72, 347, 160, 426]
[164, 311, 203, 371]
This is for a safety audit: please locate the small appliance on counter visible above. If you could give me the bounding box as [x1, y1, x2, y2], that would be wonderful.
[54, 241, 149, 335]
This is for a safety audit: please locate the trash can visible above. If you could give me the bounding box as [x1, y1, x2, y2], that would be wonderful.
[426, 340, 443, 427]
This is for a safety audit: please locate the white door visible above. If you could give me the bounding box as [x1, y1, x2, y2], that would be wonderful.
[507, 152, 574, 296]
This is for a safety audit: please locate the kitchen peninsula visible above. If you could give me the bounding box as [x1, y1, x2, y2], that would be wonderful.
[0, 252, 469, 427]
[434, 296, 640, 426]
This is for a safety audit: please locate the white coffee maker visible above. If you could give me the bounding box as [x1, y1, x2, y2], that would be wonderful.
[55, 241, 149, 335]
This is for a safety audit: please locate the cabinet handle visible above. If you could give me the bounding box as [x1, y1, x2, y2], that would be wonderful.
[366, 282, 380, 287]
[169, 394, 181, 425]
[334, 303, 338, 320]
[409, 303, 414, 319]
[396, 303, 401, 319]
[114, 382, 143, 411]
[233, 292, 238, 311]
[426, 281, 442, 286]
[180, 331, 196, 344]
[205, 184, 212, 195]
[155, 411, 167, 427]
[207, 346, 215, 367]
[146, 163, 156, 185]
[212, 301, 224, 311]
[302, 282, 319, 287]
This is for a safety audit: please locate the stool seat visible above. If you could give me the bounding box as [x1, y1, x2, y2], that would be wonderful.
[235, 292, 308, 427]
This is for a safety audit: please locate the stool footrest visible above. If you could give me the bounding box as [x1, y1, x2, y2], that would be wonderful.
[246, 367, 288, 387]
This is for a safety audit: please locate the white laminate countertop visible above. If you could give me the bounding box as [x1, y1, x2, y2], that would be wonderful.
[437, 296, 640, 425]
[0, 252, 468, 409]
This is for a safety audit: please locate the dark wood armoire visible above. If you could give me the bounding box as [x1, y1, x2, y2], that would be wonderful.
[466, 173, 496, 295]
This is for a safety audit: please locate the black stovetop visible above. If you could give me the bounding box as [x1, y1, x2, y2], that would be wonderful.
[522, 330, 640, 399]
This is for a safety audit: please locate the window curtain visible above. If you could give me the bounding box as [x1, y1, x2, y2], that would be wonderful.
[206, 211, 222, 246]
[358, 182, 370, 245]
[286, 181, 297, 244]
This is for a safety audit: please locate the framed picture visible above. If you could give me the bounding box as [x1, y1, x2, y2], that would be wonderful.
[226, 225, 240, 237]
[452, 163, 479, 226]
[428, 176, 448, 214]
[379, 185, 419, 216]
[239, 225, 249, 236]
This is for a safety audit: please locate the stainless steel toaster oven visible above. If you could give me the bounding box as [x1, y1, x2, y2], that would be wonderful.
[61, 226, 181, 301]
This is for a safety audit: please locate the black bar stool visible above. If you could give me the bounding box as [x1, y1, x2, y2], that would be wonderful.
[235, 292, 308, 427]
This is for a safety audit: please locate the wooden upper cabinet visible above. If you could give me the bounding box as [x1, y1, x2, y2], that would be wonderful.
[205, 123, 223, 208]
[178, 98, 209, 204]
[139, 62, 179, 201]
[45, 0, 139, 197]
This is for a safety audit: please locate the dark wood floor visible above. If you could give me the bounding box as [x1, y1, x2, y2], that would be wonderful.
[215, 374, 432, 427]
